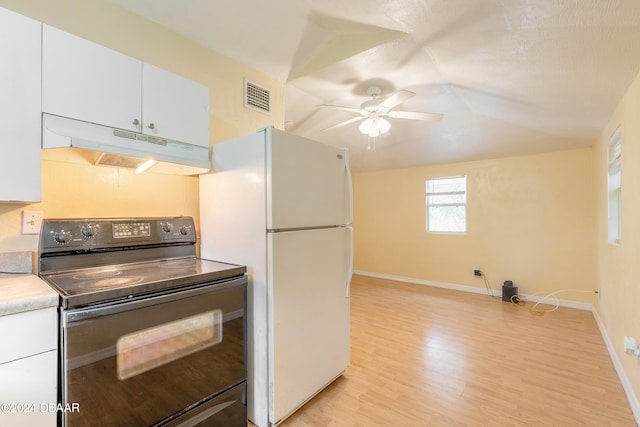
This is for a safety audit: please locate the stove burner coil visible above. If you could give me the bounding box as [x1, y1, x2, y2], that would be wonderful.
[89, 276, 145, 289]
[73, 269, 121, 280]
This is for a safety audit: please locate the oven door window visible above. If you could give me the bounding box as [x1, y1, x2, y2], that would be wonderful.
[62, 280, 246, 427]
[117, 309, 223, 380]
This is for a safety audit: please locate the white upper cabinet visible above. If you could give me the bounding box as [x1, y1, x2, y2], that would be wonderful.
[0, 7, 41, 202]
[42, 25, 142, 133]
[143, 64, 210, 147]
[42, 25, 210, 148]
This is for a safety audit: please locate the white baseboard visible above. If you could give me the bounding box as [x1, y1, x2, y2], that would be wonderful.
[353, 269, 639, 425]
[353, 270, 593, 311]
[592, 310, 640, 425]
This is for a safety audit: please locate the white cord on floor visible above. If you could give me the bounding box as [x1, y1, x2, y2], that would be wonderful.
[523, 289, 596, 315]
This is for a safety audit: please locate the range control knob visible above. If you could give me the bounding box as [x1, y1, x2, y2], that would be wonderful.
[53, 231, 71, 245]
[161, 222, 173, 233]
[179, 226, 189, 236]
[81, 225, 94, 238]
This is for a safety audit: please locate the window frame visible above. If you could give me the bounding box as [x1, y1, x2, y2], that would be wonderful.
[425, 175, 467, 234]
[607, 127, 622, 246]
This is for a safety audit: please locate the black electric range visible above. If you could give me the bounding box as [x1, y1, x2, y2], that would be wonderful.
[37, 217, 248, 427]
[38, 217, 245, 308]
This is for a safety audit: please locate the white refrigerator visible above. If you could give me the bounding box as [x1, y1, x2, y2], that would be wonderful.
[199, 126, 353, 426]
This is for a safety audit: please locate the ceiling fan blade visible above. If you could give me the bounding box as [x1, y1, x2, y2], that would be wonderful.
[321, 116, 366, 131]
[317, 104, 363, 114]
[378, 90, 415, 109]
[387, 110, 443, 121]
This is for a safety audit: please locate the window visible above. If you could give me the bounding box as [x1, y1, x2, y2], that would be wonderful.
[608, 127, 622, 245]
[426, 176, 467, 233]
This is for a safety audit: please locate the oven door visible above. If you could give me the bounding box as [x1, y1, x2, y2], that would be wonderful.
[60, 277, 246, 427]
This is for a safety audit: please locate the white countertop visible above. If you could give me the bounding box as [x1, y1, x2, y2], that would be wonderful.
[0, 274, 58, 317]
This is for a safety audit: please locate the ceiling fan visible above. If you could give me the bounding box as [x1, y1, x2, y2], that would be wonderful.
[319, 85, 443, 147]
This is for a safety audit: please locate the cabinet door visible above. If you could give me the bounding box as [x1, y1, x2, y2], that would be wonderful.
[0, 307, 57, 364]
[0, 350, 57, 427]
[142, 63, 210, 147]
[42, 25, 142, 132]
[0, 7, 41, 202]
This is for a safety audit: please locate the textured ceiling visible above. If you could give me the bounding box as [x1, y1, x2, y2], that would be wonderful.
[109, 0, 640, 171]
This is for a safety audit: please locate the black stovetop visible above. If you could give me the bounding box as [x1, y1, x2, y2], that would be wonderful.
[38, 217, 245, 309]
[41, 257, 246, 309]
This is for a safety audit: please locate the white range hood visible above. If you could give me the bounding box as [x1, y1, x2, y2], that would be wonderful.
[42, 114, 210, 175]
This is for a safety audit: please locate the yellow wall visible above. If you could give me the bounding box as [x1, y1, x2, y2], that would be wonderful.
[593, 69, 640, 408]
[0, 0, 284, 256]
[353, 148, 595, 302]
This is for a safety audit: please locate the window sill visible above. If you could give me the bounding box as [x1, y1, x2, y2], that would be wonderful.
[426, 231, 467, 235]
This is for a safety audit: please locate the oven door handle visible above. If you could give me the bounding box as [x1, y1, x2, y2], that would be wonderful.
[64, 276, 247, 323]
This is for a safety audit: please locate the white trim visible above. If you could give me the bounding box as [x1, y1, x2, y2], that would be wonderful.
[592, 309, 640, 425]
[353, 270, 593, 311]
[353, 269, 639, 424]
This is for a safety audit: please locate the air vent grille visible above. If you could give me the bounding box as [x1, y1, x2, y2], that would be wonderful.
[147, 136, 168, 146]
[245, 79, 271, 114]
[113, 129, 137, 140]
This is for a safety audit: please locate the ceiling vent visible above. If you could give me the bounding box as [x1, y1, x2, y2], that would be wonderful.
[244, 79, 271, 114]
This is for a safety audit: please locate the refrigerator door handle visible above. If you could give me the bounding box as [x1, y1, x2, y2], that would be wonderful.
[346, 225, 354, 297]
[344, 149, 353, 225]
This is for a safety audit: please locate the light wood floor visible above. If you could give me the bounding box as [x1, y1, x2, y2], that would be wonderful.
[277, 274, 636, 426]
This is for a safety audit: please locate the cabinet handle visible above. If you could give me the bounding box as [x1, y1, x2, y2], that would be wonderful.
[148, 123, 155, 130]
[132, 119, 140, 126]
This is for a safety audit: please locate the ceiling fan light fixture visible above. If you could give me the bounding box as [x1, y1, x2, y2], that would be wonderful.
[359, 118, 378, 137]
[359, 117, 390, 137]
[377, 117, 391, 134]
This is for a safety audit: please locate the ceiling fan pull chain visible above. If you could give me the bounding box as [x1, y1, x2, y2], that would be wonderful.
[367, 136, 376, 151]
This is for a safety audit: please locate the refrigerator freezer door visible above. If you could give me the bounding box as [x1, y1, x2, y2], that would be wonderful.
[267, 227, 351, 425]
[266, 128, 351, 230]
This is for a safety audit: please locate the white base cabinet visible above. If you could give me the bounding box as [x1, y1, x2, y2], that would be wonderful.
[0, 6, 41, 202]
[0, 307, 57, 427]
[0, 351, 57, 427]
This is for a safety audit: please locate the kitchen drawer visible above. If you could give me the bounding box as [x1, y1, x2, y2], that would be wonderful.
[0, 307, 57, 364]
[0, 350, 57, 427]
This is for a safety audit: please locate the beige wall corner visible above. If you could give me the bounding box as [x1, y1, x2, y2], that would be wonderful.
[592, 68, 640, 421]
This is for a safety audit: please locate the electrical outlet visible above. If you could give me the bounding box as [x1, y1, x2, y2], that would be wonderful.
[624, 336, 639, 356]
[473, 269, 482, 277]
[21, 210, 43, 235]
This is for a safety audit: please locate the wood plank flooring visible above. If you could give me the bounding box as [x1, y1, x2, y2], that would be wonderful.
[277, 274, 636, 426]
